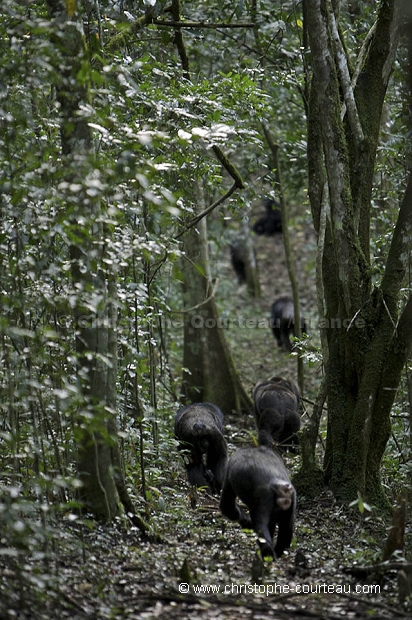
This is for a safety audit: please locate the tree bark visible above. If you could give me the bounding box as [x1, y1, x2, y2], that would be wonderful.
[181, 194, 253, 415]
[304, 0, 412, 505]
[46, 0, 120, 519]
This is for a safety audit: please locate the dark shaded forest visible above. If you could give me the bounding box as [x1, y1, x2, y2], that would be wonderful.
[1, 0, 412, 618]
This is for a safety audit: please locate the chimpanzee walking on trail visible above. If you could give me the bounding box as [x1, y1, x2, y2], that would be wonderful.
[271, 295, 307, 351]
[220, 445, 296, 559]
[175, 402, 227, 494]
[253, 376, 301, 451]
[252, 198, 282, 236]
[229, 238, 248, 284]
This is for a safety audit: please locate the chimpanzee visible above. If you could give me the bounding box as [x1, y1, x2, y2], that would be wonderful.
[229, 237, 257, 285]
[220, 445, 296, 559]
[270, 295, 307, 351]
[252, 198, 282, 236]
[253, 376, 301, 451]
[229, 238, 247, 284]
[174, 402, 228, 494]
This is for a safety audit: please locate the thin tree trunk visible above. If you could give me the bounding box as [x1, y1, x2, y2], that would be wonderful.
[46, 0, 120, 519]
[181, 190, 253, 415]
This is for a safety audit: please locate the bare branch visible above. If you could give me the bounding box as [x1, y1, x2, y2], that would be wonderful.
[212, 145, 244, 189]
[328, 7, 364, 142]
[153, 19, 256, 29]
[105, 8, 156, 52]
[175, 182, 240, 240]
[170, 0, 190, 81]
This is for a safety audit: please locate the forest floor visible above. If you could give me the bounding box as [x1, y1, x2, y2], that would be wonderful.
[1, 206, 411, 620]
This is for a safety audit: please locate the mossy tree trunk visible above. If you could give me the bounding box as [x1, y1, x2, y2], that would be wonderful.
[304, 0, 412, 505]
[169, 0, 252, 415]
[46, 0, 120, 520]
[181, 198, 253, 416]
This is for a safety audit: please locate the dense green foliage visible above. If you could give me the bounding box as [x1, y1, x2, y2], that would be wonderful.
[0, 0, 411, 614]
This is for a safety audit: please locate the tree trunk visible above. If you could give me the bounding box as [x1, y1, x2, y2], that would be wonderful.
[46, 0, 120, 519]
[181, 197, 253, 415]
[168, 0, 251, 414]
[304, 0, 412, 506]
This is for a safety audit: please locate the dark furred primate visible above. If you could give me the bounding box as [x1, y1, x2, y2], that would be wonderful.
[252, 198, 282, 236]
[220, 446, 296, 559]
[253, 376, 301, 451]
[229, 235, 258, 292]
[229, 238, 247, 283]
[174, 403, 228, 494]
[270, 295, 307, 351]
